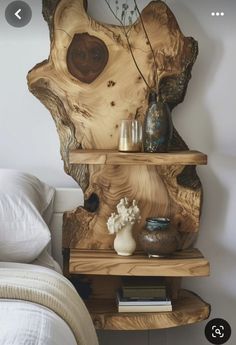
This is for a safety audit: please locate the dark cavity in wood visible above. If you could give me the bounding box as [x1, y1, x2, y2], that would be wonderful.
[84, 193, 100, 213]
[67, 33, 109, 84]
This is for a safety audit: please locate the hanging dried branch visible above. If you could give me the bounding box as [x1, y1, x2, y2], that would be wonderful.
[105, 0, 151, 90]
[105, 0, 160, 90]
[133, 0, 158, 87]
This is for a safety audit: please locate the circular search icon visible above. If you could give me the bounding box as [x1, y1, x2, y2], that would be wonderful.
[205, 318, 231, 344]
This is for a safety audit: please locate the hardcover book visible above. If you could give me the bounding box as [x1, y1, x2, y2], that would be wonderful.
[117, 290, 171, 306]
[122, 288, 166, 299]
[117, 290, 172, 312]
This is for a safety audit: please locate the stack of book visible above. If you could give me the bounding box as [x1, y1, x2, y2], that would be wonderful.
[117, 277, 172, 313]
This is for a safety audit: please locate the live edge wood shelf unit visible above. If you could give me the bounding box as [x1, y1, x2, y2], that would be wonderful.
[28, 0, 210, 334]
[65, 149, 210, 331]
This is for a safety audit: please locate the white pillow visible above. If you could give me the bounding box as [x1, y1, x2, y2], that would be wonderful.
[0, 170, 55, 263]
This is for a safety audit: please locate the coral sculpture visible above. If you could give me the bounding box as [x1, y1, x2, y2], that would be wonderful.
[107, 198, 141, 234]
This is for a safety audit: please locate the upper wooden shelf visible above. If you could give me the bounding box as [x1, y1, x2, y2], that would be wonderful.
[69, 149, 207, 166]
[69, 248, 210, 277]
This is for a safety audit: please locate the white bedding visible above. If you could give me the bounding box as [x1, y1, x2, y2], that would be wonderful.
[32, 249, 62, 273]
[0, 300, 77, 345]
[0, 263, 99, 345]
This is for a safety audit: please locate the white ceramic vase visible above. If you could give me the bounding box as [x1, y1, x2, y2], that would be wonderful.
[114, 223, 136, 256]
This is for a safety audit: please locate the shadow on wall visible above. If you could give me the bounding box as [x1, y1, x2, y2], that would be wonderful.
[170, 0, 223, 154]
[175, 167, 235, 345]
[143, 2, 234, 345]
[97, 330, 149, 345]
[97, 329, 167, 345]
[165, 2, 235, 345]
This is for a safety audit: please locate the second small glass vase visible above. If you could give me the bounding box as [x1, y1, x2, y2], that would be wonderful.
[143, 90, 173, 153]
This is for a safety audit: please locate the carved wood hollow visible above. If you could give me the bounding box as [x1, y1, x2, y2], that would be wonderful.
[67, 33, 109, 83]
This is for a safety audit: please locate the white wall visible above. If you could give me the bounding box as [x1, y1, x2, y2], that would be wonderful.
[0, 0, 77, 187]
[0, 0, 236, 344]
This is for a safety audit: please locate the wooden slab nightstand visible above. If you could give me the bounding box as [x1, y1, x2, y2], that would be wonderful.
[62, 150, 210, 331]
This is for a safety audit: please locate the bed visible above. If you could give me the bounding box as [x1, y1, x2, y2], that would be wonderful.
[0, 170, 99, 345]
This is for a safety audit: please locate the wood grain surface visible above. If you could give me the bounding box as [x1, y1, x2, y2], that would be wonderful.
[85, 290, 210, 330]
[69, 150, 207, 166]
[28, 0, 203, 251]
[69, 248, 210, 277]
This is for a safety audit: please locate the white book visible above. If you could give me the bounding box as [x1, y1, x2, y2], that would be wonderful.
[118, 299, 172, 306]
[118, 304, 173, 313]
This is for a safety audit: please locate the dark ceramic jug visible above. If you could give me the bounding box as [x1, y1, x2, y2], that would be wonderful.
[143, 91, 173, 152]
[139, 217, 180, 257]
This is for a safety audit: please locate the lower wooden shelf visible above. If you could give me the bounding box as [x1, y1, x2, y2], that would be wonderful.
[85, 290, 210, 330]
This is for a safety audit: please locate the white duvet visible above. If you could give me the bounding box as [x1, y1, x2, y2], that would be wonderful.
[0, 262, 99, 345]
[0, 300, 77, 345]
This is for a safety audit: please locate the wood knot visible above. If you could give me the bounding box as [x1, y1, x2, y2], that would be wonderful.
[107, 80, 116, 87]
[67, 33, 109, 84]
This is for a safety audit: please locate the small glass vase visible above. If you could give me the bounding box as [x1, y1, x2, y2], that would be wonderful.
[143, 90, 173, 153]
[139, 217, 180, 257]
[114, 223, 136, 256]
[118, 119, 142, 152]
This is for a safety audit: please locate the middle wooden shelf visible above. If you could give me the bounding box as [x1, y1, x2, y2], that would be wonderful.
[69, 149, 207, 166]
[69, 248, 210, 277]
